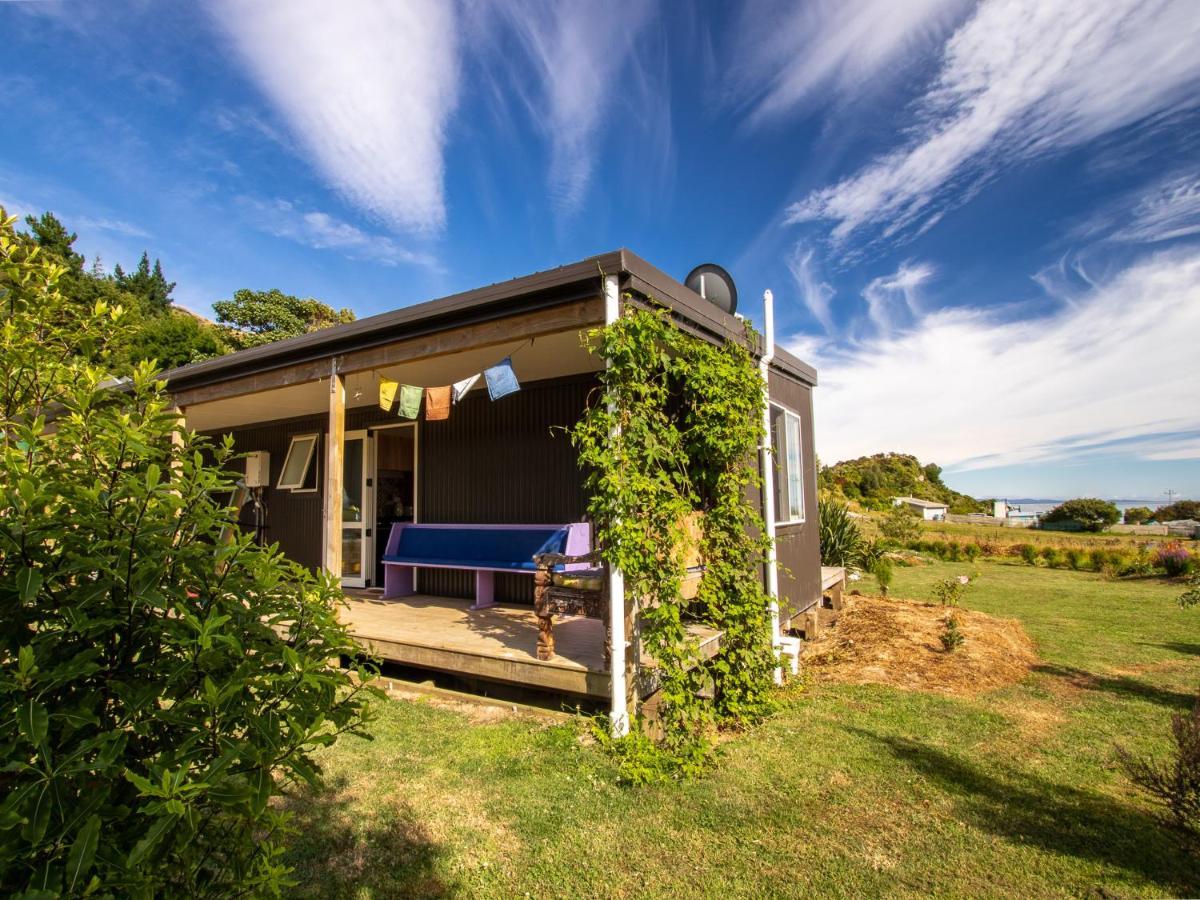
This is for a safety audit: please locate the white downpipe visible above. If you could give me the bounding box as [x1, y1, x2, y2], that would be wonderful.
[758, 290, 782, 685]
[603, 274, 630, 738]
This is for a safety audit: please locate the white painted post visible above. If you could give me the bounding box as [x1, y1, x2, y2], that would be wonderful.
[759, 290, 782, 684]
[604, 274, 630, 738]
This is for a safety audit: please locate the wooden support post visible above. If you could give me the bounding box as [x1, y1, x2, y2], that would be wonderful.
[323, 362, 345, 579]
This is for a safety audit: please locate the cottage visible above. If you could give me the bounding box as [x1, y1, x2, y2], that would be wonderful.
[163, 250, 822, 732]
[893, 496, 949, 521]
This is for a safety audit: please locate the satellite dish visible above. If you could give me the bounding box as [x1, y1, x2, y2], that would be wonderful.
[685, 263, 738, 315]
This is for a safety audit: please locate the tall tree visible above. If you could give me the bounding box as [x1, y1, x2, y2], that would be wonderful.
[24, 211, 84, 272]
[114, 251, 175, 314]
[213, 287, 356, 350]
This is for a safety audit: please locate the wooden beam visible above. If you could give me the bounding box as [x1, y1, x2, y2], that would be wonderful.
[172, 297, 604, 408]
[323, 362, 345, 578]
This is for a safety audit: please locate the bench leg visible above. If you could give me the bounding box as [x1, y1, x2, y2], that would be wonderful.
[383, 565, 414, 599]
[472, 570, 496, 610]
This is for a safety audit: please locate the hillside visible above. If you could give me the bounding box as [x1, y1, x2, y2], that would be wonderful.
[818, 452, 988, 513]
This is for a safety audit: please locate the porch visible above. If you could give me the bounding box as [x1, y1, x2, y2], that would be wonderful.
[340, 591, 722, 699]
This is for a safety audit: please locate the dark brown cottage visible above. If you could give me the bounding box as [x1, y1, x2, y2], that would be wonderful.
[164, 249, 828, 731]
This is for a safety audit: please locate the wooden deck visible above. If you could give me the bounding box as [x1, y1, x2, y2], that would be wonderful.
[339, 592, 721, 698]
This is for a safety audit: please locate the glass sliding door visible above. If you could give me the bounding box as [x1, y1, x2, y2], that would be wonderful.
[341, 430, 371, 587]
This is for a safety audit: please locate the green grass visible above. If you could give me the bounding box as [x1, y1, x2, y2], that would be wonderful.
[285, 561, 1200, 897]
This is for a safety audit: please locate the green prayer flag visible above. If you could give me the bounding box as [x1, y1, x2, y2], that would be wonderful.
[397, 384, 422, 419]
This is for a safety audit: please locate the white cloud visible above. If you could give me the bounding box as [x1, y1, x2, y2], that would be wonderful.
[209, 0, 459, 233]
[1110, 173, 1200, 244]
[861, 261, 934, 334]
[786, 243, 836, 332]
[792, 247, 1200, 471]
[73, 215, 150, 239]
[1142, 436, 1200, 462]
[467, 1, 655, 213]
[729, 0, 968, 125]
[788, 0, 1200, 243]
[238, 197, 439, 270]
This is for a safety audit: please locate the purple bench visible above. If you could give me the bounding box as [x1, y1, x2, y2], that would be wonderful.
[380, 522, 592, 609]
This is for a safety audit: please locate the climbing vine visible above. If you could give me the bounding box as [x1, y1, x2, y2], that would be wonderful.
[571, 302, 776, 773]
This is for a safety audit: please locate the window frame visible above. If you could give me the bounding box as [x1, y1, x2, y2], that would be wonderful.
[769, 403, 806, 527]
[277, 433, 319, 492]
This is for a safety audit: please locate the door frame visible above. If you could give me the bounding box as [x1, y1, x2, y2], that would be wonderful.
[340, 429, 372, 588]
[365, 421, 419, 588]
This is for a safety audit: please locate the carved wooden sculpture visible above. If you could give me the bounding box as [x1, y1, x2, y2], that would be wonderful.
[533, 550, 608, 664]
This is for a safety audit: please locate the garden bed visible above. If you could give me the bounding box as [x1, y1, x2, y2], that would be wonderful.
[804, 594, 1037, 696]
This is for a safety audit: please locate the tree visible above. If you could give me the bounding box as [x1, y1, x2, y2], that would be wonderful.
[214, 288, 355, 350]
[24, 211, 84, 272]
[1042, 498, 1120, 532]
[923, 462, 944, 485]
[1155, 500, 1200, 523]
[880, 503, 921, 545]
[124, 309, 228, 370]
[1124, 506, 1154, 525]
[0, 209, 375, 895]
[114, 251, 175, 314]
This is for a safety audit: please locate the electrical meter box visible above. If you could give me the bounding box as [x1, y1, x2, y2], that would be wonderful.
[244, 451, 270, 487]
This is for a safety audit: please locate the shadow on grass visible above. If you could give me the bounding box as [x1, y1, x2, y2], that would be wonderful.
[1150, 641, 1200, 658]
[282, 773, 454, 898]
[1032, 663, 1194, 711]
[852, 727, 1200, 891]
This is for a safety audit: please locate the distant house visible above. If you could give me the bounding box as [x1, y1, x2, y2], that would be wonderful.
[893, 496, 949, 521]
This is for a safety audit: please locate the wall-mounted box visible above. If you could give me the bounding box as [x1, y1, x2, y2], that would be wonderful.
[244, 451, 271, 488]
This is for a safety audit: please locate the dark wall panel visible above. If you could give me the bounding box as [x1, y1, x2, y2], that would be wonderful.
[768, 370, 821, 621]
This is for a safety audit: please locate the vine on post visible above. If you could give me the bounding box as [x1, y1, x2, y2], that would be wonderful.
[571, 302, 776, 775]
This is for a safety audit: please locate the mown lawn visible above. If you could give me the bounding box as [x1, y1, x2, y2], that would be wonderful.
[285, 560, 1200, 898]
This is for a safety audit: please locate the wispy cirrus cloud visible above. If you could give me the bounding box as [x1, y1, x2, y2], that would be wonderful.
[728, 0, 968, 125]
[861, 261, 934, 335]
[238, 197, 439, 271]
[785, 243, 836, 332]
[793, 247, 1200, 470]
[467, 1, 656, 214]
[1107, 172, 1200, 245]
[209, 0, 460, 233]
[787, 0, 1200, 245]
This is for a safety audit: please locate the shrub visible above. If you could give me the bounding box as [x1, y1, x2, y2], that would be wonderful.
[1124, 506, 1154, 525]
[1042, 498, 1121, 532]
[1018, 544, 1039, 566]
[856, 538, 886, 573]
[880, 504, 921, 545]
[933, 574, 971, 607]
[1156, 542, 1193, 577]
[964, 543, 982, 561]
[1155, 500, 1200, 523]
[1066, 548, 1087, 571]
[819, 498, 863, 568]
[1090, 548, 1113, 571]
[0, 210, 376, 895]
[1117, 693, 1200, 843]
[940, 614, 965, 652]
[873, 558, 894, 597]
[1182, 572, 1200, 608]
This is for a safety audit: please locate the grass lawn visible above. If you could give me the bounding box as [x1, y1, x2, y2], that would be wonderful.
[285, 560, 1200, 897]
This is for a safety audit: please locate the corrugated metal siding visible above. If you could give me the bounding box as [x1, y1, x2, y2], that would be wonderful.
[768, 370, 821, 623]
[205, 374, 597, 604]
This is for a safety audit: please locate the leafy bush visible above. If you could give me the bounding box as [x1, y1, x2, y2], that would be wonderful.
[1155, 500, 1200, 523]
[819, 498, 863, 568]
[1117, 693, 1200, 844]
[0, 210, 375, 895]
[933, 575, 970, 608]
[1182, 572, 1200, 608]
[1042, 498, 1120, 532]
[1124, 506, 1154, 525]
[1156, 542, 1193, 577]
[873, 558, 894, 597]
[880, 504, 921, 545]
[1018, 544, 1038, 565]
[964, 543, 982, 561]
[940, 614, 965, 652]
[1066, 548, 1087, 571]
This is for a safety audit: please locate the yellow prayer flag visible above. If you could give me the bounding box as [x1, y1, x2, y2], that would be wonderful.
[379, 377, 398, 411]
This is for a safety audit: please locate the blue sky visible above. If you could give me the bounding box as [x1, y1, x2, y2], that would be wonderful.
[2, 0, 1198, 501]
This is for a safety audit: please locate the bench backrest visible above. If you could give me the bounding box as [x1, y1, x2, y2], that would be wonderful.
[382, 522, 591, 571]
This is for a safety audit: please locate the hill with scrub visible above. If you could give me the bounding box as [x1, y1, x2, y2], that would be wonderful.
[819, 452, 988, 513]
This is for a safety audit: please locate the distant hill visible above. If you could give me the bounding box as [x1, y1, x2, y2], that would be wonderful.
[819, 452, 988, 514]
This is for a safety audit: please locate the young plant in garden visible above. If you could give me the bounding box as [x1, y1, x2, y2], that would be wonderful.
[1155, 542, 1193, 577]
[933, 575, 972, 653]
[819, 497, 863, 568]
[0, 210, 375, 896]
[1117, 693, 1200, 845]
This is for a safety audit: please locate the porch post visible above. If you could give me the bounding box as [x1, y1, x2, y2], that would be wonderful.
[323, 359, 345, 579]
[603, 273, 631, 738]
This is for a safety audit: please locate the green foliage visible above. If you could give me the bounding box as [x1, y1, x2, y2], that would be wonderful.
[819, 498, 863, 568]
[1117, 693, 1200, 845]
[1042, 498, 1121, 532]
[880, 503, 921, 545]
[872, 557, 894, 596]
[940, 613, 965, 652]
[820, 452, 986, 513]
[1181, 572, 1200, 608]
[570, 305, 775, 772]
[114, 251, 176, 315]
[933, 574, 971, 608]
[214, 288, 356, 350]
[856, 538, 886, 573]
[1124, 506, 1155, 525]
[123, 309, 229, 370]
[1155, 500, 1200, 522]
[0, 209, 375, 895]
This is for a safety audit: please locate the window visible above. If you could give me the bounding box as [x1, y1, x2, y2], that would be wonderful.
[769, 405, 805, 524]
[277, 434, 318, 491]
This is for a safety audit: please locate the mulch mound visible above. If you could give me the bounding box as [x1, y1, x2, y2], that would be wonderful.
[804, 594, 1037, 697]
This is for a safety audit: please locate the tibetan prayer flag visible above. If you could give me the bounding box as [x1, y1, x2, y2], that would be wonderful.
[397, 384, 422, 419]
[451, 373, 480, 403]
[425, 385, 451, 421]
[484, 357, 520, 401]
[378, 377, 398, 411]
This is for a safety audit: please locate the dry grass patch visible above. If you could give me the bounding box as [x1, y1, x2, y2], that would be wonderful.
[805, 594, 1037, 697]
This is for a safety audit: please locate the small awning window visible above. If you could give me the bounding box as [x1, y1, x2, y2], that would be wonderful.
[278, 434, 318, 491]
[769, 404, 806, 525]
